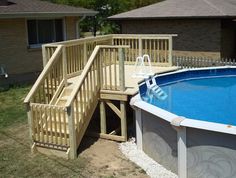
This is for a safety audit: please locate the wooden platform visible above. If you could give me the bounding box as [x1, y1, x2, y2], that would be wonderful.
[69, 65, 179, 96]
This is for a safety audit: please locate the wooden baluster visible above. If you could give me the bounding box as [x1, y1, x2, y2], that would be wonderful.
[63, 109, 67, 145]
[44, 105, 48, 143]
[53, 106, 58, 145]
[38, 105, 44, 143]
[58, 107, 62, 145]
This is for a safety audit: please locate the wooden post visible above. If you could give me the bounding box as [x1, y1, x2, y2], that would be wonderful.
[100, 100, 107, 134]
[168, 37, 173, 66]
[25, 102, 36, 153]
[138, 37, 142, 57]
[120, 101, 127, 141]
[25, 102, 33, 146]
[118, 48, 125, 91]
[62, 46, 68, 86]
[42, 46, 47, 67]
[67, 105, 77, 159]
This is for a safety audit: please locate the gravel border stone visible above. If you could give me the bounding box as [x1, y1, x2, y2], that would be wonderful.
[119, 138, 178, 178]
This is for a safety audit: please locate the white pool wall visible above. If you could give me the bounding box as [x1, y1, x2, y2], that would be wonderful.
[131, 66, 236, 178]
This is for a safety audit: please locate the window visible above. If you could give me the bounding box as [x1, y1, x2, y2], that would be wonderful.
[27, 19, 63, 48]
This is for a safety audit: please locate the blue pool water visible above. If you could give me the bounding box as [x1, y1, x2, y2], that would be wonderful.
[141, 72, 236, 126]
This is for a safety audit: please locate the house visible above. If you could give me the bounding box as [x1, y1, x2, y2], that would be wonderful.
[0, 0, 97, 84]
[109, 0, 236, 59]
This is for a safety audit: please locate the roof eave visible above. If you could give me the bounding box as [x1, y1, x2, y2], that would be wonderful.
[109, 15, 236, 21]
[0, 12, 98, 19]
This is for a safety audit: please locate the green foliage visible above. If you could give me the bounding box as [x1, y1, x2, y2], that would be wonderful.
[43, 0, 163, 34]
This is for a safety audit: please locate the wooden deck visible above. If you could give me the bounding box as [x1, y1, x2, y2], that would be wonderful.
[69, 65, 178, 96]
[24, 34, 177, 159]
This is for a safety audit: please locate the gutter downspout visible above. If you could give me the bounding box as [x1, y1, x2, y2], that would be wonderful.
[76, 15, 86, 39]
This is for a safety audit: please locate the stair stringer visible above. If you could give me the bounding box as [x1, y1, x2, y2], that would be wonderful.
[74, 92, 99, 149]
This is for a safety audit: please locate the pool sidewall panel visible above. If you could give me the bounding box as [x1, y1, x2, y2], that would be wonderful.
[186, 128, 236, 178]
[141, 110, 178, 174]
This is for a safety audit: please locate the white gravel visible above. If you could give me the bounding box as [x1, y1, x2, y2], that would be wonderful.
[119, 138, 178, 178]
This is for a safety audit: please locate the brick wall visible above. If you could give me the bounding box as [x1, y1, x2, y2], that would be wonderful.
[120, 19, 222, 59]
[221, 20, 236, 58]
[0, 17, 78, 84]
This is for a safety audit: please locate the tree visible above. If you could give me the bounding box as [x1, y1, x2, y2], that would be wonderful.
[43, 0, 163, 34]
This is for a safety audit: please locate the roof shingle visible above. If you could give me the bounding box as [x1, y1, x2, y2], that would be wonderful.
[109, 0, 236, 20]
[0, 0, 97, 18]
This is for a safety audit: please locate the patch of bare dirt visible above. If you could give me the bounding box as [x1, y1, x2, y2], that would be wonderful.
[79, 137, 148, 178]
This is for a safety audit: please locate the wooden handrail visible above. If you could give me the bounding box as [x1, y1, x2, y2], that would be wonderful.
[44, 35, 113, 47]
[112, 34, 177, 38]
[24, 45, 63, 103]
[65, 45, 130, 108]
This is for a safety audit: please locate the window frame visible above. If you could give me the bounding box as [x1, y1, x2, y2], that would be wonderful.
[26, 18, 65, 49]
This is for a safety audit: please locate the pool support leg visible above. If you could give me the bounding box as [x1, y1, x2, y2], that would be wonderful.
[171, 117, 187, 178]
[177, 127, 187, 178]
[135, 109, 143, 150]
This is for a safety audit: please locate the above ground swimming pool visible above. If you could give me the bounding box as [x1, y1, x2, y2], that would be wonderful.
[130, 66, 236, 178]
[141, 67, 236, 126]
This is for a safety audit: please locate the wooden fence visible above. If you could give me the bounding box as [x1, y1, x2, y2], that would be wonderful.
[172, 56, 236, 68]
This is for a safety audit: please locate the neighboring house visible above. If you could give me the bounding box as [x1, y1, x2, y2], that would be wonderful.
[0, 0, 97, 84]
[109, 0, 236, 59]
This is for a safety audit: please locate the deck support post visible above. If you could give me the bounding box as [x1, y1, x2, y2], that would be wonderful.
[62, 46, 68, 86]
[177, 127, 187, 178]
[120, 101, 127, 141]
[100, 100, 107, 134]
[67, 105, 77, 159]
[25, 102, 33, 148]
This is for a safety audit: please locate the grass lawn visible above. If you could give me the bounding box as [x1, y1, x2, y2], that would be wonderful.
[0, 86, 147, 178]
[0, 86, 88, 178]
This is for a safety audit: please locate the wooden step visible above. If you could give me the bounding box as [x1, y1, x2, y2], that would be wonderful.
[63, 88, 73, 96]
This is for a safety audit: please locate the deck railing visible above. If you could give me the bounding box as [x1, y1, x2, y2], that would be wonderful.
[30, 103, 69, 150]
[113, 34, 174, 66]
[25, 45, 65, 104]
[43, 35, 113, 78]
[43, 34, 175, 70]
